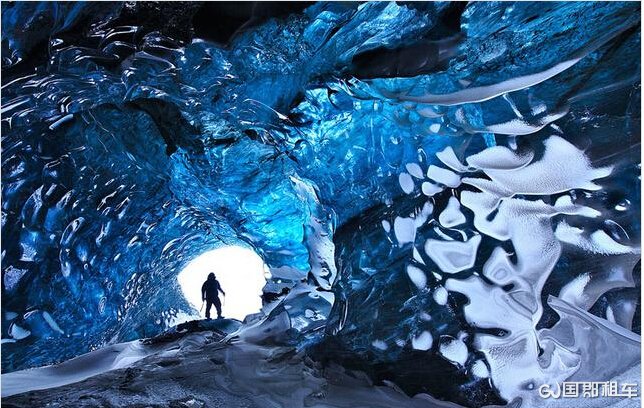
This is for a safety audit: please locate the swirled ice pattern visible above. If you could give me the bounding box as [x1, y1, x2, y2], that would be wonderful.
[1, 2, 641, 406]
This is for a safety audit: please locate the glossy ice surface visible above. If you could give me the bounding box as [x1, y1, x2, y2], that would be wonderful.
[1, 2, 640, 406]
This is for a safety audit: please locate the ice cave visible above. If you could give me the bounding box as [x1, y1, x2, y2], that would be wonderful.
[0, 2, 641, 407]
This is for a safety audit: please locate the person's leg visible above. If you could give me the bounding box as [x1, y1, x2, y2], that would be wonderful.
[205, 300, 213, 319]
[214, 298, 222, 318]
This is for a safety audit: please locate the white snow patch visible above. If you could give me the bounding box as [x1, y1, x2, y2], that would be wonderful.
[411, 331, 433, 351]
[429, 123, 441, 133]
[398, 173, 415, 194]
[436, 147, 470, 173]
[43, 311, 64, 334]
[438, 197, 466, 228]
[424, 235, 481, 274]
[421, 182, 442, 197]
[394, 216, 416, 246]
[9, 323, 30, 340]
[406, 265, 427, 290]
[433, 286, 448, 306]
[426, 165, 461, 188]
[439, 337, 468, 366]
[391, 58, 582, 106]
[405, 163, 424, 179]
[471, 360, 490, 378]
[555, 222, 637, 255]
[1, 339, 156, 397]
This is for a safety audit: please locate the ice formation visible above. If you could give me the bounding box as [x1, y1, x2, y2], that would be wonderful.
[1, 2, 641, 407]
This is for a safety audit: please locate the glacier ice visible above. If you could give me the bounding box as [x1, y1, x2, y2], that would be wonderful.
[1, 1, 641, 407]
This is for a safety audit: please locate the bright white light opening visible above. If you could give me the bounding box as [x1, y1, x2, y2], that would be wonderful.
[177, 246, 267, 321]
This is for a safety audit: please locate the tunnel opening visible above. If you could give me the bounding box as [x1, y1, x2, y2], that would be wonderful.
[176, 246, 268, 321]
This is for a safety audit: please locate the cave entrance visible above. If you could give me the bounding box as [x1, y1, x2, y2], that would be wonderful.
[177, 246, 267, 321]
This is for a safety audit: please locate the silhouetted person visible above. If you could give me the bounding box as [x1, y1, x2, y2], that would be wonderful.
[202, 272, 225, 319]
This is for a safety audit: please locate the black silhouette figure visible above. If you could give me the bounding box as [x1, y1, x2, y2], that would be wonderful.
[202, 272, 225, 319]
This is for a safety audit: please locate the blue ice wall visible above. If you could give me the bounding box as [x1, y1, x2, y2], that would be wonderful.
[1, 1, 446, 371]
[1, 2, 641, 406]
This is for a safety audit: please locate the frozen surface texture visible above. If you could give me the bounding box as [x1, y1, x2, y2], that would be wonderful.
[2, 323, 499, 408]
[1, 2, 641, 407]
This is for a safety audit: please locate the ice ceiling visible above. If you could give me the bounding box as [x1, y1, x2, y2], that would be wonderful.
[1, 2, 641, 406]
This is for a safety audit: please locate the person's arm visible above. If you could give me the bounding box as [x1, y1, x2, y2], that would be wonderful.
[201, 282, 206, 300]
[218, 282, 225, 296]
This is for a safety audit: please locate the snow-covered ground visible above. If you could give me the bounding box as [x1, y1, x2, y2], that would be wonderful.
[2, 318, 640, 408]
[2, 339, 157, 397]
[1, 319, 462, 408]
